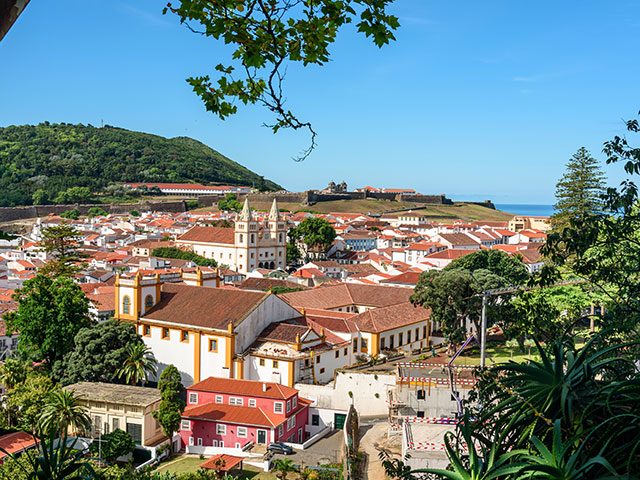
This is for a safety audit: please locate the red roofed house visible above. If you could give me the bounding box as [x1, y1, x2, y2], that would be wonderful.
[180, 377, 310, 453]
[0, 431, 37, 465]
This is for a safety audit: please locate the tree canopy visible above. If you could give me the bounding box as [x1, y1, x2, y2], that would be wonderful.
[551, 146, 606, 231]
[166, 0, 399, 160]
[0, 123, 280, 206]
[38, 223, 86, 277]
[290, 217, 337, 251]
[152, 365, 186, 453]
[52, 319, 145, 385]
[5, 275, 92, 367]
[152, 246, 218, 267]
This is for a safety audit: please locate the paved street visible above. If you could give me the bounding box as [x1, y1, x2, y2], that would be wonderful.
[271, 430, 344, 467]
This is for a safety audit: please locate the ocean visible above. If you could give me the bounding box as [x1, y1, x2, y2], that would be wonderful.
[494, 204, 554, 217]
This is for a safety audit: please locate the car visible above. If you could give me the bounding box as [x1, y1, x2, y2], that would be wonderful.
[267, 442, 294, 455]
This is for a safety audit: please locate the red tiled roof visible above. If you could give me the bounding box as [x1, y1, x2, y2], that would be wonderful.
[201, 454, 243, 471]
[189, 376, 298, 400]
[380, 271, 421, 285]
[0, 432, 37, 460]
[352, 302, 430, 333]
[425, 249, 475, 260]
[143, 284, 266, 330]
[279, 283, 411, 310]
[178, 226, 235, 245]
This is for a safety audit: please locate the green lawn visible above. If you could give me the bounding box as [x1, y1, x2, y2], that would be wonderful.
[154, 455, 278, 479]
[454, 344, 541, 366]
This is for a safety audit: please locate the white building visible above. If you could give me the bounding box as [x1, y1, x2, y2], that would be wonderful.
[177, 199, 286, 274]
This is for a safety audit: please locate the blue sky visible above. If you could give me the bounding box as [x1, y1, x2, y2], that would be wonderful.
[1, 1, 639, 203]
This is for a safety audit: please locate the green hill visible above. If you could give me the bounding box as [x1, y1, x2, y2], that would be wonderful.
[0, 122, 282, 206]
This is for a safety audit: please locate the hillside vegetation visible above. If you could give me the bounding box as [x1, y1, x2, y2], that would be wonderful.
[0, 123, 281, 206]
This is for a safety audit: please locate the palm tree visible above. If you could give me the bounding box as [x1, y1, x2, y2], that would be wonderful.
[0, 357, 28, 391]
[38, 389, 91, 437]
[116, 343, 158, 386]
[272, 458, 299, 480]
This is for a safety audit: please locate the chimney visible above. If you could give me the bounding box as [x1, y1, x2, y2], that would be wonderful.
[262, 383, 267, 392]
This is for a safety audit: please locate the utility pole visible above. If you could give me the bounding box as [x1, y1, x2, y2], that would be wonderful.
[480, 293, 487, 368]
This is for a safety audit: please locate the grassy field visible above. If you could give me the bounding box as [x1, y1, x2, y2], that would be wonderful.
[154, 455, 278, 479]
[196, 198, 514, 221]
[453, 344, 542, 366]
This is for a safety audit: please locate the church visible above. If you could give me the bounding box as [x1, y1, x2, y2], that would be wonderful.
[177, 198, 287, 274]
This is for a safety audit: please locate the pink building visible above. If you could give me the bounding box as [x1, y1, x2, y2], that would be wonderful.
[180, 377, 311, 453]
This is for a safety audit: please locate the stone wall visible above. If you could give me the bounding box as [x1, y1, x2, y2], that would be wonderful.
[397, 194, 453, 205]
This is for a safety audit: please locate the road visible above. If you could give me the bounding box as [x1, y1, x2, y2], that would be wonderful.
[359, 416, 390, 480]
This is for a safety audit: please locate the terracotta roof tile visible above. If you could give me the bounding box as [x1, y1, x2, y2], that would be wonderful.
[352, 302, 430, 333]
[178, 226, 235, 245]
[143, 284, 266, 330]
[189, 376, 298, 400]
[279, 283, 411, 309]
[0, 432, 37, 460]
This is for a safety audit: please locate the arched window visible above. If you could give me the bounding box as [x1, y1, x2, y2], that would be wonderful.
[250, 234, 255, 244]
[239, 233, 243, 243]
[145, 295, 153, 309]
[122, 296, 130, 315]
[279, 233, 283, 243]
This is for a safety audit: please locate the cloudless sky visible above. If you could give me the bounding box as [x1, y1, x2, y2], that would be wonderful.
[1, 1, 640, 203]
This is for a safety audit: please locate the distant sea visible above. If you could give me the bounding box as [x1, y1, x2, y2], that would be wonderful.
[494, 204, 554, 217]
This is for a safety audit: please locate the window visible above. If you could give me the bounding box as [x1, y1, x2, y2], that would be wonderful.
[143, 325, 151, 336]
[212, 440, 218, 447]
[122, 296, 130, 315]
[126, 423, 142, 445]
[361, 338, 368, 350]
[250, 234, 255, 243]
[239, 233, 243, 243]
[189, 437, 194, 446]
[278, 424, 284, 437]
[197, 437, 203, 446]
[353, 339, 358, 352]
[112, 418, 120, 431]
[273, 360, 278, 368]
[237, 427, 247, 438]
[230, 397, 243, 406]
[315, 355, 321, 364]
[312, 414, 320, 426]
[274, 402, 283, 414]
[279, 234, 283, 243]
[209, 339, 218, 352]
[319, 367, 325, 374]
[259, 358, 265, 366]
[399, 333, 404, 345]
[236, 442, 241, 448]
[344, 348, 348, 356]
[216, 424, 226, 435]
[417, 389, 425, 400]
[189, 392, 198, 404]
[181, 420, 191, 431]
[335, 350, 339, 358]
[389, 335, 395, 348]
[407, 330, 411, 344]
[287, 416, 295, 430]
[248, 399, 256, 407]
[162, 328, 170, 340]
[181, 330, 189, 342]
[251, 252, 254, 258]
[292, 396, 297, 409]
[145, 295, 153, 309]
[215, 395, 223, 404]
[416, 327, 420, 339]
[381, 337, 386, 350]
[286, 400, 291, 413]
[219, 441, 224, 448]
[423, 326, 427, 338]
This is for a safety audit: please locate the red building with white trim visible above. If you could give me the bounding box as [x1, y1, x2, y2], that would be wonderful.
[180, 377, 311, 453]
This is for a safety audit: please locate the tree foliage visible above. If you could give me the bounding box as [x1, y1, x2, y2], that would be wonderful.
[152, 247, 218, 267]
[290, 217, 336, 250]
[38, 224, 86, 277]
[5, 372, 54, 432]
[5, 275, 92, 367]
[166, 0, 399, 160]
[53, 320, 145, 385]
[0, 123, 280, 206]
[116, 343, 158, 386]
[217, 193, 243, 212]
[551, 146, 606, 231]
[152, 365, 186, 452]
[38, 389, 91, 437]
[444, 248, 530, 286]
[542, 111, 640, 341]
[90, 429, 136, 464]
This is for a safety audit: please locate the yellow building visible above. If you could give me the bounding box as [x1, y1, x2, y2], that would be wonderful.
[65, 382, 165, 447]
